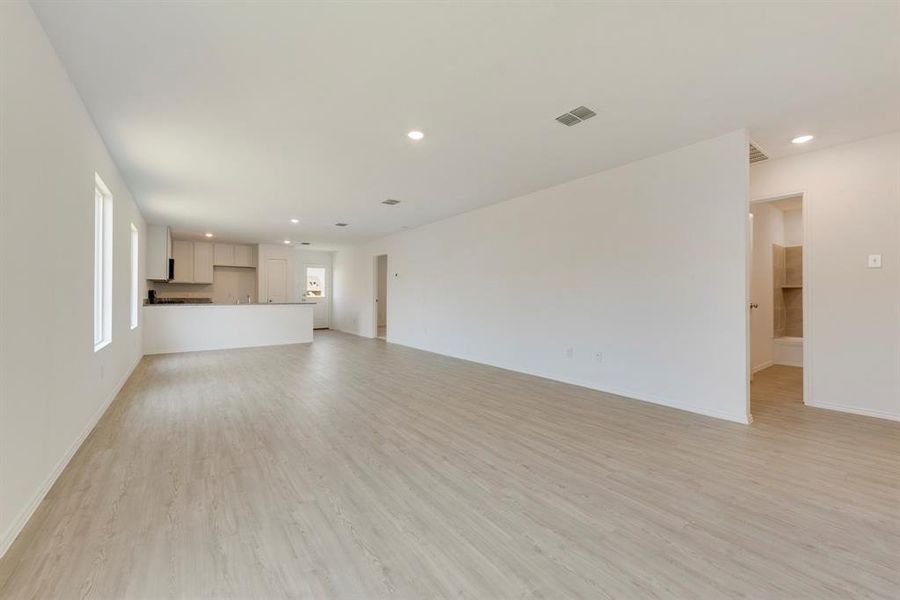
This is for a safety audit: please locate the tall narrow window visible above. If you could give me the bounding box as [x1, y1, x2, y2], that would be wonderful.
[94, 174, 113, 351]
[130, 223, 139, 329]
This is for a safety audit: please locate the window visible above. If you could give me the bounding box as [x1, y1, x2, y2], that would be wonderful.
[305, 266, 326, 298]
[93, 174, 113, 351]
[130, 223, 139, 329]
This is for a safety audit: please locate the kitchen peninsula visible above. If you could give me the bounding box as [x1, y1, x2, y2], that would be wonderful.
[143, 302, 315, 355]
[143, 227, 326, 354]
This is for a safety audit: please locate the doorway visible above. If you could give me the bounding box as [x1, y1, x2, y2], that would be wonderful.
[265, 258, 288, 303]
[375, 254, 387, 340]
[303, 264, 330, 329]
[748, 192, 806, 414]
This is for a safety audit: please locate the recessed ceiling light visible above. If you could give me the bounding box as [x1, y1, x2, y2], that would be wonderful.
[335, 222, 348, 227]
[290, 218, 299, 224]
[791, 135, 814, 144]
[407, 130, 424, 141]
[204, 233, 214, 238]
[283, 240, 291, 244]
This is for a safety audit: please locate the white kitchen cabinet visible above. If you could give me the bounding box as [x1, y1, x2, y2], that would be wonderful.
[172, 240, 194, 283]
[214, 243, 234, 266]
[233, 244, 253, 267]
[193, 241, 214, 283]
[146, 225, 171, 281]
[214, 243, 255, 267]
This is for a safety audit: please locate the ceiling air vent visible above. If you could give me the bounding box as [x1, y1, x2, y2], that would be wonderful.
[556, 105, 597, 127]
[570, 106, 596, 120]
[382, 199, 400, 205]
[749, 143, 768, 164]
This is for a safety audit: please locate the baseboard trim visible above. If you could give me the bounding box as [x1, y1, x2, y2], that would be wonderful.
[773, 359, 803, 368]
[805, 401, 900, 422]
[752, 360, 774, 374]
[380, 337, 750, 425]
[0, 353, 144, 560]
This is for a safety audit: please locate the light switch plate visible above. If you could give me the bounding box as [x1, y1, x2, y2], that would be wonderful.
[868, 254, 882, 269]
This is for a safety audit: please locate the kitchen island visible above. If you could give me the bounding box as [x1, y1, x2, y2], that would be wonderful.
[143, 303, 315, 355]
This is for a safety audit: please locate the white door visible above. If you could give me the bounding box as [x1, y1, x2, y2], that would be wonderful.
[266, 258, 288, 303]
[748, 213, 755, 384]
[303, 264, 330, 328]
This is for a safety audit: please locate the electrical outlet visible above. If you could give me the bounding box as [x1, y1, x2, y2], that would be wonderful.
[868, 254, 882, 269]
[565, 347, 574, 359]
[595, 352, 603, 362]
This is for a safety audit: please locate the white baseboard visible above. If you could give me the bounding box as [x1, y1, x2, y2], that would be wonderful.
[381, 337, 750, 425]
[806, 401, 900, 422]
[0, 353, 143, 559]
[752, 360, 774, 374]
[773, 359, 803, 368]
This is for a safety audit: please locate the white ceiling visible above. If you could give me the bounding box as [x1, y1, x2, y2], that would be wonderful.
[32, 1, 900, 247]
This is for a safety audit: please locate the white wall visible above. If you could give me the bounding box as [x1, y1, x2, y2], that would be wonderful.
[751, 132, 900, 421]
[0, 2, 147, 557]
[749, 203, 784, 371]
[782, 209, 803, 246]
[333, 131, 750, 423]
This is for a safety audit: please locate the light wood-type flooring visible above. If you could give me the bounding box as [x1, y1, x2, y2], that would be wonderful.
[1, 332, 898, 598]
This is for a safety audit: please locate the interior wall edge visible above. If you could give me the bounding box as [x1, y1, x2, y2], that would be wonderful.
[332, 130, 750, 424]
[804, 401, 900, 423]
[0, 354, 144, 560]
[388, 337, 751, 424]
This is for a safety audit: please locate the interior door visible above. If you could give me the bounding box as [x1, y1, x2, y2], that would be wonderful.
[266, 258, 287, 303]
[303, 264, 330, 328]
[748, 212, 754, 384]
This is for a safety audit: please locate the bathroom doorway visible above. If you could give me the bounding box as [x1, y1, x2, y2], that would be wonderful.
[375, 254, 387, 340]
[749, 193, 806, 412]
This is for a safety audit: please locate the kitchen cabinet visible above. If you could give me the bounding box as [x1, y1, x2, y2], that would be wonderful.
[172, 240, 194, 282]
[214, 243, 255, 267]
[193, 241, 214, 283]
[214, 243, 233, 266]
[146, 225, 171, 281]
[171, 240, 215, 284]
[233, 244, 253, 267]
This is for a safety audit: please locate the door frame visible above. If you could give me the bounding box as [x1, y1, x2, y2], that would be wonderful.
[302, 263, 330, 328]
[372, 254, 387, 339]
[748, 189, 811, 412]
[264, 257, 288, 303]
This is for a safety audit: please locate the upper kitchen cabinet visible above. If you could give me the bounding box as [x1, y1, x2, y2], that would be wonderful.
[214, 243, 255, 267]
[171, 239, 215, 284]
[146, 225, 172, 281]
[233, 244, 253, 267]
[214, 243, 233, 266]
[193, 241, 214, 283]
[171, 240, 194, 282]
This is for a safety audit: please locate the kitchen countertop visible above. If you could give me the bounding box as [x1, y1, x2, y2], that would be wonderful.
[145, 302, 316, 306]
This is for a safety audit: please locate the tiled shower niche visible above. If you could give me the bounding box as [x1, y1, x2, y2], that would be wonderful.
[773, 244, 802, 337]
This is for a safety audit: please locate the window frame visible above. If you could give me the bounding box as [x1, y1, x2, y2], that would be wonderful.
[130, 223, 139, 330]
[93, 173, 113, 351]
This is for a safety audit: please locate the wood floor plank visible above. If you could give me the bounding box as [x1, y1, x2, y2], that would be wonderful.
[0, 333, 898, 599]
